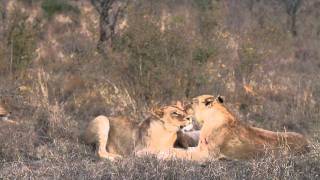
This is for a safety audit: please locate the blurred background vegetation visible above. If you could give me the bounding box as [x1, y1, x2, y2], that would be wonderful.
[0, 0, 319, 178]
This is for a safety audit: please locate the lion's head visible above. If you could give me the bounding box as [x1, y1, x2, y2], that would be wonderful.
[189, 94, 225, 125]
[153, 101, 193, 132]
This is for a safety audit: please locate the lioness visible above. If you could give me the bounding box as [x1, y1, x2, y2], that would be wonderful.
[83, 103, 193, 160]
[160, 95, 309, 161]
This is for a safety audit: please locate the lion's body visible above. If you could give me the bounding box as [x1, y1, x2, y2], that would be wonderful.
[199, 112, 309, 160]
[83, 116, 139, 158]
[83, 105, 192, 160]
[198, 95, 309, 160]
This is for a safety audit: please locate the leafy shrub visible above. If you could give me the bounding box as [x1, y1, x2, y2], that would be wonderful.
[6, 10, 37, 72]
[193, 0, 213, 10]
[238, 44, 260, 78]
[192, 47, 215, 65]
[41, 0, 80, 19]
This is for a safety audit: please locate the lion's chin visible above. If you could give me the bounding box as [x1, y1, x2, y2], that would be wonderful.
[181, 124, 193, 132]
[196, 119, 204, 126]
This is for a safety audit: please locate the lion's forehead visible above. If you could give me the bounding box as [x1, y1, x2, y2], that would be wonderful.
[164, 106, 185, 114]
[165, 105, 182, 110]
[194, 95, 215, 102]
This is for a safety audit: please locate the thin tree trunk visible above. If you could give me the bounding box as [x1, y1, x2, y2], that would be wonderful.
[91, 0, 129, 55]
[10, 37, 13, 79]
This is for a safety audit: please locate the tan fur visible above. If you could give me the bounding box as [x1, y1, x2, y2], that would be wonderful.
[83, 105, 192, 160]
[0, 104, 9, 118]
[0, 102, 19, 125]
[160, 95, 309, 161]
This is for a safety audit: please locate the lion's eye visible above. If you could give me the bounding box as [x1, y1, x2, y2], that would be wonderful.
[204, 101, 211, 106]
[171, 112, 179, 117]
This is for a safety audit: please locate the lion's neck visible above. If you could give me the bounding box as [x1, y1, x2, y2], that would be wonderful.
[146, 120, 177, 151]
[200, 104, 237, 143]
[206, 104, 237, 125]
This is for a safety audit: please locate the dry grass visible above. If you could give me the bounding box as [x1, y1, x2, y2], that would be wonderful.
[0, 84, 319, 179]
[1, 148, 319, 179]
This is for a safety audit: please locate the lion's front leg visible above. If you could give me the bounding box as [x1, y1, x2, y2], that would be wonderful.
[157, 147, 209, 162]
[135, 148, 159, 157]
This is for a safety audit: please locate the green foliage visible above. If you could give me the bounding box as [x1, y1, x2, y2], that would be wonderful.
[283, 0, 301, 15]
[171, 15, 185, 25]
[41, 0, 80, 19]
[238, 45, 260, 76]
[193, 0, 213, 10]
[198, 12, 218, 37]
[192, 47, 215, 65]
[7, 11, 37, 72]
[17, 0, 41, 5]
[195, 0, 221, 38]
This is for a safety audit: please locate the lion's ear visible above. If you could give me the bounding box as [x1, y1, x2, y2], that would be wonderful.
[176, 101, 183, 109]
[217, 95, 224, 103]
[154, 108, 164, 118]
[185, 104, 194, 115]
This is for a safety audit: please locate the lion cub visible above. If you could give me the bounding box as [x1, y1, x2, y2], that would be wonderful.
[83, 103, 192, 160]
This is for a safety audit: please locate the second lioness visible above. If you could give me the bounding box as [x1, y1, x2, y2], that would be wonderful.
[83, 104, 192, 160]
[159, 95, 309, 161]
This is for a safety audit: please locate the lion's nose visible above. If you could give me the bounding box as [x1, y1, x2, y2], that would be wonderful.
[185, 116, 192, 122]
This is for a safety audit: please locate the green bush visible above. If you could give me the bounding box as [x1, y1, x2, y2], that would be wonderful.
[41, 0, 80, 18]
[238, 45, 260, 77]
[192, 47, 215, 65]
[7, 11, 37, 72]
[193, 0, 213, 10]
